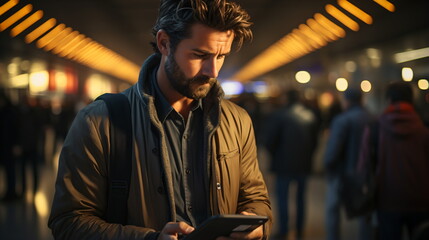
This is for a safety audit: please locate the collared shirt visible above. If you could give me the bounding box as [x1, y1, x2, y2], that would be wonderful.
[151, 70, 209, 227]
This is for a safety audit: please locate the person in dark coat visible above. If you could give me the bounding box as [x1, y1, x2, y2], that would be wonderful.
[0, 90, 20, 201]
[358, 81, 429, 240]
[324, 88, 373, 240]
[17, 96, 44, 197]
[263, 89, 319, 240]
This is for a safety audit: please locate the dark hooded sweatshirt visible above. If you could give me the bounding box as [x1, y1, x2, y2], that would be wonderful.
[359, 102, 429, 212]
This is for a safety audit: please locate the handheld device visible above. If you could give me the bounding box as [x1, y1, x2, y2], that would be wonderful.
[182, 214, 268, 240]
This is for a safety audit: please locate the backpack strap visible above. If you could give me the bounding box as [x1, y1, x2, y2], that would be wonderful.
[96, 93, 132, 225]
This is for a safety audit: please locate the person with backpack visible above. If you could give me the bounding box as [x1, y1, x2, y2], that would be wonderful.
[48, 1, 272, 239]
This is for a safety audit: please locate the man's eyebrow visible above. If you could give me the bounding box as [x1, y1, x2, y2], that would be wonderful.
[192, 48, 231, 56]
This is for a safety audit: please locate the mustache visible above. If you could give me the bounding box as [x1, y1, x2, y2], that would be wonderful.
[191, 75, 214, 83]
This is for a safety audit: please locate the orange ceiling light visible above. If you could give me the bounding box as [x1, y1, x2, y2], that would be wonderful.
[61, 37, 90, 58]
[35, 23, 65, 48]
[307, 18, 338, 42]
[25, 18, 56, 43]
[0, 3, 32, 31]
[10, 9, 43, 36]
[51, 30, 80, 54]
[0, 0, 19, 16]
[338, 0, 373, 24]
[326, 4, 359, 31]
[232, 1, 396, 82]
[56, 33, 85, 57]
[314, 13, 346, 38]
[43, 27, 72, 51]
[298, 24, 327, 47]
[373, 0, 395, 12]
[0, 0, 140, 84]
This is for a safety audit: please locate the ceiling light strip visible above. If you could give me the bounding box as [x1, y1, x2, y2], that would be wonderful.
[373, 0, 395, 12]
[0, 0, 19, 16]
[233, 0, 397, 82]
[325, 4, 359, 31]
[25, 18, 56, 43]
[62, 37, 90, 59]
[10, 9, 43, 36]
[52, 30, 80, 54]
[292, 29, 319, 50]
[307, 18, 338, 42]
[314, 13, 346, 38]
[57, 34, 85, 57]
[298, 24, 327, 47]
[0, 0, 140, 83]
[36, 23, 65, 48]
[338, 0, 373, 24]
[0, 3, 32, 31]
[44, 27, 72, 51]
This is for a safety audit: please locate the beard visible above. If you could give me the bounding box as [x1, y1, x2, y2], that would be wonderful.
[165, 53, 216, 100]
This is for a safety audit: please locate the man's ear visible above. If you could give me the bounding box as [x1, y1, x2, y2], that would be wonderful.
[156, 30, 170, 56]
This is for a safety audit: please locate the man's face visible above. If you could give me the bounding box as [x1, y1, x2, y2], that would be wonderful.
[165, 23, 234, 100]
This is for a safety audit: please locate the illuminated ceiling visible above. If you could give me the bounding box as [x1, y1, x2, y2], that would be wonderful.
[232, 0, 395, 82]
[0, 0, 140, 84]
[1, 0, 428, 85]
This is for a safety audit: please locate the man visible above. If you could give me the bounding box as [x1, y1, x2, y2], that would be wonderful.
[323, 88, 373, 240]
[263, 89, 319, 240]
[48, 0, 272, 239]
[358, 81, 429, 240]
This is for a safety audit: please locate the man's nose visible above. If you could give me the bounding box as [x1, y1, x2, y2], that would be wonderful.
[202, 58, 219, 79]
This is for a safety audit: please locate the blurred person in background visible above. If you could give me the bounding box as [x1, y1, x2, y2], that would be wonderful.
[0, 90, 21, 201]
[358, 81, 429, 240]
[323, 88, 374, 240]
[49, 95, 77, 162]
[235, 92, 263, 142]
[48, 0, 272, 239]
[16, 95, 44, 198]
[263, 89, 319, 240]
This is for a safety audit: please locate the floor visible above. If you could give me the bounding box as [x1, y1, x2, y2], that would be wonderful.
[0, 165, 55, 240]
[0, 138, 362, 240]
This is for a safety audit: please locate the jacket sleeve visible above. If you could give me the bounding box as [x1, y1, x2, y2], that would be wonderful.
[323, 116, 348, 173]
[235, 109, 273, 239]
[48, 101, 157, 240]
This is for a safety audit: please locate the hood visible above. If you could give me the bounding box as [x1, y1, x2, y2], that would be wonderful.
[380, 102, 424, 136]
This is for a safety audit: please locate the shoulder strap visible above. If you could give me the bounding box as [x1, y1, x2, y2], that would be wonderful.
[96, 93, 132, 225]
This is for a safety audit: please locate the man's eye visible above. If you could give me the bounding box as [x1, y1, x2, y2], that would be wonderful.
[194, 53, 207, 58]
[217, 55, 226, 60]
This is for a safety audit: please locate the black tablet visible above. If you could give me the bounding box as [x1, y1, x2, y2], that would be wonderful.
[182, 214, 268, 240]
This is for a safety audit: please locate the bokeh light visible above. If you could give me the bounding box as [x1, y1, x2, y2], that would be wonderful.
[336, 77, 348, 91]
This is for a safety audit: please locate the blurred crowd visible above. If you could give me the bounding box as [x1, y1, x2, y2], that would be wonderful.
[1, 81, 428, 240]
[0, 90, 88, 201]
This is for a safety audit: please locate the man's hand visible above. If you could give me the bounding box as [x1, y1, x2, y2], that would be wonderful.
[158, 221, 195, 240]
[216, 211, 264, 240]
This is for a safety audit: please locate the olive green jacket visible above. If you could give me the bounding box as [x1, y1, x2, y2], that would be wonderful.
[48, 54, 272, 239]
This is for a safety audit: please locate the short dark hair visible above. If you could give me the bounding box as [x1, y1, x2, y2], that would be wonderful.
[386, 81, 413, 103]
[151, 0, 252, 53]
